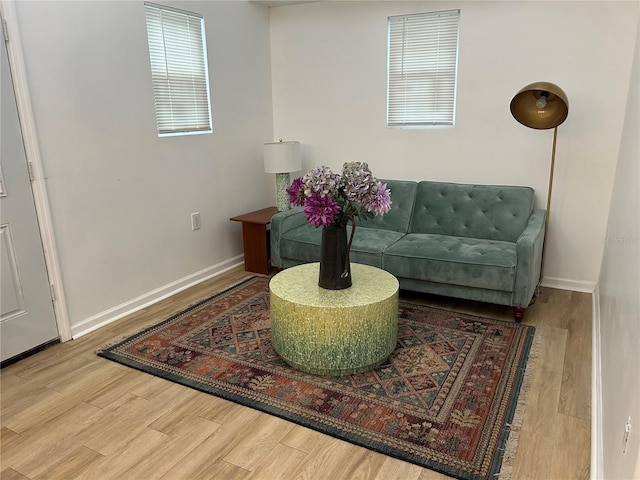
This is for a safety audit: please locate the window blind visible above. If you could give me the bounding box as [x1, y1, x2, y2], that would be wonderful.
[387, 10, 460, 128]
[144, 3, 212, 136]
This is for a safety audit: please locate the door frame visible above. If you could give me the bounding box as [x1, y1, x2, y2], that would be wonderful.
[1, 1, 71, 341]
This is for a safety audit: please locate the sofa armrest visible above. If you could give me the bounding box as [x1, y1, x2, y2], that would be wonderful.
[513, 209, 546, 307]
[270, 207, 306, 267]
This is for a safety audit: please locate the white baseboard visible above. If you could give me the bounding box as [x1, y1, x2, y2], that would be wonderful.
[541, 276, 596, 293]
[591, 284, 604, 480]
[71, 256, 245, 339]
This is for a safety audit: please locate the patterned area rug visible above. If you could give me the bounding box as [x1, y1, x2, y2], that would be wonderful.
[98, 277, 536, 480]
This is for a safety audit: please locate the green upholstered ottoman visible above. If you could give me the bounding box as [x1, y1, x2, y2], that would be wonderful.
[269, 263, 399, 376]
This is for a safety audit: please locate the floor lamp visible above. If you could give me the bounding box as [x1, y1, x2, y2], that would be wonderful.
[510, 81, 569, 279]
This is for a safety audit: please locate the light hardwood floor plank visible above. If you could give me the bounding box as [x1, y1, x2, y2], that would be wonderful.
[280, 424, 336, 453]
[118, 414, 222, 480]
[1, 382, 62, 432]
[3, 401, 103, 478]
[511, 352, 565, 479]
[156, 408, 264, 479]
[323, 447, 387, 480]
[223, 413, 297, 471]
[83, 367, 156, 409]
[75, 427, 170, 480]
[287, 437, 356, 480]
[550, 413, 591, 479]
[0, 468, 30, 480]
[31, 446, 105, 480]
[187, 460, 252, 480]
[534, 326, 567, 374]
[374, 456, 424, 480]
[559, 293, 592, 421]
[247, 442, 310, 480]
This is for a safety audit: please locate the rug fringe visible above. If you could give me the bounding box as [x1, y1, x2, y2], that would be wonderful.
[496, 326, 543, 479]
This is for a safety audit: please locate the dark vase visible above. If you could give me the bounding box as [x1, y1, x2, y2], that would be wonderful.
[318, 222, 352, 290]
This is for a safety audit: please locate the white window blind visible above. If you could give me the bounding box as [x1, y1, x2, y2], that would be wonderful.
[387, 10, 460, 128]
[144, 3, 212, 136]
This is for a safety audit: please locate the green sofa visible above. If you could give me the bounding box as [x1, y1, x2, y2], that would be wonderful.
[270, 180, 545, 321]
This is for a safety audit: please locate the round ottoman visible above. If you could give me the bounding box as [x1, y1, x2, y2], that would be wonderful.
[269, 263, 399, 375]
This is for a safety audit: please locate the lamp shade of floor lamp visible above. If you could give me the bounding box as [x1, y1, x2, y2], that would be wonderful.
[264, 140, 301, 211]
[510, 81, 569, 279]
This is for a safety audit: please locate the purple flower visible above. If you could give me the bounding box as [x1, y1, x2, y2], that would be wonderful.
[302, 166, 341, 198]
[303, 194, 340, 227]
[369, 182, 392, 216]
[287, 177, 305, 207]
[287, 161, 392, 227]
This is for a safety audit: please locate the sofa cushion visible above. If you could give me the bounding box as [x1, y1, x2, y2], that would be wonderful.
[349, 227, 406, 267]
[280, 224, 406, 268]
[382, 233, 516, 291]
[409, 182, 534, 242]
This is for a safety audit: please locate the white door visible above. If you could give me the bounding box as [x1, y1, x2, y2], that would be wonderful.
[1, 27, 58, 362]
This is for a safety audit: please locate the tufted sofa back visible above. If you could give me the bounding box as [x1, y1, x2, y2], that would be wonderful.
[357, 179, 417, 233]
[409, 181, 535, 242]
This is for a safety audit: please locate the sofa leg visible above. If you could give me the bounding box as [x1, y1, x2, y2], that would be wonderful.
[513, 307, 525, 322]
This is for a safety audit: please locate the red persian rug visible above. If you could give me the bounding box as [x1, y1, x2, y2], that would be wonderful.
[98, 277, 536, 480]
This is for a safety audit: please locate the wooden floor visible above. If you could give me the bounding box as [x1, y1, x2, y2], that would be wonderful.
[1, 266, 591, 480]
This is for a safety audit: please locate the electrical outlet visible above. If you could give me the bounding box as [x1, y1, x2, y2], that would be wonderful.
[191, 212, 201, 231]
[622, 416, 631, 454]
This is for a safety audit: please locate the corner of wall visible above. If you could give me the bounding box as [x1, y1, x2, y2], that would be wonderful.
[591, 283, 604, 480]
[540, 276, 596, 293]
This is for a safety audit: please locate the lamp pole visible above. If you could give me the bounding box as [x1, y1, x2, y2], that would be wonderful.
[541, 126, 558, 279]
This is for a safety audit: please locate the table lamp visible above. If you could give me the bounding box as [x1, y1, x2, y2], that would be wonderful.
[264, 140, 301, 211]
[510, 81, 569, 278]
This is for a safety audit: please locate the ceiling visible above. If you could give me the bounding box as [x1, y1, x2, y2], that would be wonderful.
[251, 1, 320, 7]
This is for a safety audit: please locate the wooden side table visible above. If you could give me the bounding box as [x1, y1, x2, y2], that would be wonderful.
[230, 206, 279, 275]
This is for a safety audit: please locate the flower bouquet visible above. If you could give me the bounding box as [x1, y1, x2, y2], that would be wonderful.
[286, 162, 392, 289]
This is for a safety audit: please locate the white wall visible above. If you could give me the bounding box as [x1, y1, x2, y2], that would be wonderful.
[12, 0, 639, 337]
[598, 13, 640, 480]
[269, 1, 639, 289]
[15, 1, 274, 334]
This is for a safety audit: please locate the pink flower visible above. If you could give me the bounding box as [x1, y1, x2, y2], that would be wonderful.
[369, 182, 392, 216]
[286, 177, 306, 207]
[303, 194, 340, 227]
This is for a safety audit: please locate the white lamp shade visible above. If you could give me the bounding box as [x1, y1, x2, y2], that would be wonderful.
[263, 141, 301, 173]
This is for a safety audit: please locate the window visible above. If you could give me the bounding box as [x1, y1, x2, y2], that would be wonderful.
[144, 3, 212, 136]
[387, 10, 460, 128]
